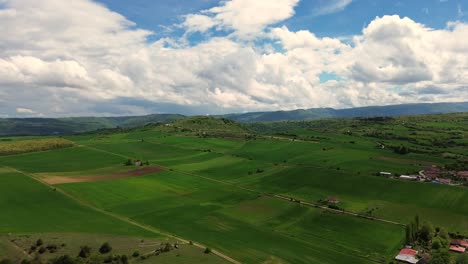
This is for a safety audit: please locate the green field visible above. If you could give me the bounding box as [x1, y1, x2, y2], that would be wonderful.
[1, 113, 466, 263]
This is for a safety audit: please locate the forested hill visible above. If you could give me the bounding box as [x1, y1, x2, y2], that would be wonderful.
[0, 114, 184, 136]
[1, 102, 467, 136]
[222, 102, 468, 123]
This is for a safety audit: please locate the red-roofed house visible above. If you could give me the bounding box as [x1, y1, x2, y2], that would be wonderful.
[450, 245, 466, 253]
[326, 197, 340, 204]
[457, 171, 468, 178]
[451, 239, 468, 248]
[424, 166, 441, 179]
[395, 248, 419, 264]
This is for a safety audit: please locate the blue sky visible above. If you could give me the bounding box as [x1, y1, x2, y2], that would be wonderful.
[95, 0, 466, 38]
[0, 0, 467, 117]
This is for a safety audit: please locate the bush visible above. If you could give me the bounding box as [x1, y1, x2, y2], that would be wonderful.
[0, 259, 13, 264]
[99, 242, 112, 254]
[78, 246, 92, 258]
[204, 247, 212, 254]
[121, 255, 128, 264]
[132, 251, 140, 258]
[47, 244, 58, 253]
[432, 239, 441, 250]
[163, 243, 173, 252]
[38, 247, 46, 254]
[21, 260, 31, 264]
[103, 256, 113, 263]
[36, 239, 44, 247]
[456, 254, 468, 264]
[52, 255, 76, 264]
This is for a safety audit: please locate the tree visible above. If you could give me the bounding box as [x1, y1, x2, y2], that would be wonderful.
[132, 251, 140, 257]
[99, 242, 112, 254]
[456, 254, 468, 264]
[78, 246, 92, 258]
[405, 224, 412, 244]
[431, 239, 441, 250]
[0, 259, 13, 264]
[420, 222, 435, 243]
[36, 239, 44, 247]
[125, 159, 133, 166]
[415, 215, 420, 231]
[429, 250, 452, 264]
[204, 247, 212, 254]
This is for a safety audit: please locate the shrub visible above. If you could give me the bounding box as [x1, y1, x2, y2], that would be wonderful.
[52, 255, 76, 264]
[78, 246, 92, 258]
[132, 251, 140, 258]
[103, 256, 113, 263]
[121, 255, 128, 264]
[456, 254, 468, 264]
[99, 242, 112, 254]
[46, 244, 58, 253]
[163, 243, 173, 252]
[36, 239, 44, 247]
[204, 248, 212, 254]
[38, 247, 46, 254]
[432, 239, 441, 250]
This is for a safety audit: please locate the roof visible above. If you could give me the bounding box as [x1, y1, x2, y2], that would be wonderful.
[452, 239, 468, 247]
[437, 178, 451, 184]
[327, 197, 339, 203]
[450, 245, 466, 253]
[399, 248, 418, 256]
[457, 171, 468, 178]
[395, 254, 419, 264]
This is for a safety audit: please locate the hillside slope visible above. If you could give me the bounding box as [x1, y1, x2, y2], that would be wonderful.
[0, 114, 184, 136]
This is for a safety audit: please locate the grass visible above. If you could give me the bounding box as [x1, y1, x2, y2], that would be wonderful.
[0, 146, 124, 173]
[59, 171, 404, 264]
[0, 138, 74, 156]
[1, 113, 466, 263]
[0, 170, 155, 237]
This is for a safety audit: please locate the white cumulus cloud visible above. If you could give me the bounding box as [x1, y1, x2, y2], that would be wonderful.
[0, 0, 466, 117]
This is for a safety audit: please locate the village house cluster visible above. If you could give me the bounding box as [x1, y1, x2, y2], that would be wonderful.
[379, 165, 468, 186]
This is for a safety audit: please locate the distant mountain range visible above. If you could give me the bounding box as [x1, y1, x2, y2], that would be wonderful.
[0, 102, 467, 136]
[222, 102, 468, 123]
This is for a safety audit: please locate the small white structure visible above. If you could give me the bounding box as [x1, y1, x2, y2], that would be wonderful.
[400, 175, 419, 181]
[379, 172, 392, 177]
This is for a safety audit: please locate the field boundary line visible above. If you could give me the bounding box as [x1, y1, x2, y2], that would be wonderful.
[5, 166, 241, 264]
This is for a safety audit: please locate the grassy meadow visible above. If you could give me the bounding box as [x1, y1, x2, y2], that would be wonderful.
[0, 113, 466, 263]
